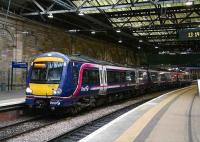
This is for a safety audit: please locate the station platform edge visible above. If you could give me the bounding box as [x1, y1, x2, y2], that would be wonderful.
[80, 85, 199, 142]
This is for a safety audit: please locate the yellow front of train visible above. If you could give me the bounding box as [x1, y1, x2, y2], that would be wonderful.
[26, 55, 64, 108]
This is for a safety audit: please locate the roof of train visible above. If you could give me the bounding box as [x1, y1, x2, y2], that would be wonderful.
[36, 52, 133, 67]
[34, 52, 185, 73]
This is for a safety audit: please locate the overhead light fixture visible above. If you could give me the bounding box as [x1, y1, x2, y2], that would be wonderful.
[48, 13, 53, 18]
[21, 31, 29, 34]
[155, 46, 159, 49]
[166, 3, 171, 7]
[68, 29, 79, 33]
[185, 1, 193, 6]
[118, 40, 122, 43]
[116, 29, 121, 33]
[91, 31, 96, 34]
[78, 12, 84, 16]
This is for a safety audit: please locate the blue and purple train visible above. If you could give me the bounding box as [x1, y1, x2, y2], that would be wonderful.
[25, 52, 192, 109]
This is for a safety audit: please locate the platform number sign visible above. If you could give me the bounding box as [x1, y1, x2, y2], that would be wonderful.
[179, 28, 200, 41]
[12, 61, 28, 68]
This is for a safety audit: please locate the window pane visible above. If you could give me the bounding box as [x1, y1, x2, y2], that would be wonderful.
[31, 62, 63, 84]
[82, 69, 100, 85]
[150, 72, 158, 82]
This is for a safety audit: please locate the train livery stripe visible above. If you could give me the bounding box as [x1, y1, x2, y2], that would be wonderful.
[105, 65, 135, 71]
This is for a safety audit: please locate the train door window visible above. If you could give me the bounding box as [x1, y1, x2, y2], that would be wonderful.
[131, 71, 136, 83]
[107, 71, 112, 85]
[120, 72, 126, 83]
[139, 71, 147, 81]
[73, 67, 79, 85]
[139, 71, 143, 79]
[126, 72, 131, 83]
[115, 72, 120, 83]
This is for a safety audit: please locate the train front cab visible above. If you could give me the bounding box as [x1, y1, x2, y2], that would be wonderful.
[25, 55, 69, 109]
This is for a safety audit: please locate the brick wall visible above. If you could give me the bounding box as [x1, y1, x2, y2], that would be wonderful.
[0, 14, 141, 91]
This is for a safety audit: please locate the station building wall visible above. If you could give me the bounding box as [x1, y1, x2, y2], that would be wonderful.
[0, 14, 139, 91]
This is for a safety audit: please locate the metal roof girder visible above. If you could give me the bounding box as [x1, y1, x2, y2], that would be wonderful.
[32, 0, 45, 12]
[53, 0, 75, 10]
[178, 11, 193, 24]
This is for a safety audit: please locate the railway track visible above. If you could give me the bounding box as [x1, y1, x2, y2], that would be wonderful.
[0, 114, 64, 141]
[0, 92, 159, 141]
[1, 88, 186, 141]
[49, 97, 154, 142]
[0, 103, 25, 112]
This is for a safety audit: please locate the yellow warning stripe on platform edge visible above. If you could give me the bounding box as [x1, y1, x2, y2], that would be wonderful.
[114, 86, 196, 142]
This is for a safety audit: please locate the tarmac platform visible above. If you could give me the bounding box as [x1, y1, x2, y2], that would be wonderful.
[0, 90, 25, 107]
[80, 85, 200, 142]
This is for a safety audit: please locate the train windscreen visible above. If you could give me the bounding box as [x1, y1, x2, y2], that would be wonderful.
[30, 62, 64, 84]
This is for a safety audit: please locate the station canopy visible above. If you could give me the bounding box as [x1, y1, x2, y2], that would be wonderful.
[1, 0, 200, 52]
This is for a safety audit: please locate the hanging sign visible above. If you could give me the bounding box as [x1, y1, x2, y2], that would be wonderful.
[179, 28, 200, 41]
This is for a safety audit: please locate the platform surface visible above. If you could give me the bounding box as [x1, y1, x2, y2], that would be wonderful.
[0, 90, 25, 107]
[80, 85, 200, 142]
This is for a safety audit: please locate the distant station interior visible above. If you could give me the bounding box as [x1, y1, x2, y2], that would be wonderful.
[0, 0, 200, 142]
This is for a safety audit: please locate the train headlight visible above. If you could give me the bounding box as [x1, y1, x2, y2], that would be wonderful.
[53, 88, 62, 95]
[26, 87, 32, 94]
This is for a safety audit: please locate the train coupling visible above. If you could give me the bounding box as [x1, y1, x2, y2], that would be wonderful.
[35, 99, 49, 109]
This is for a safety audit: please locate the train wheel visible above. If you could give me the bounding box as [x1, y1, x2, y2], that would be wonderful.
[70, 106, 81, 115]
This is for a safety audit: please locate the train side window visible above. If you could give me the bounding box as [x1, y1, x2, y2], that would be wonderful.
[82, 69, 100, 85]
[89, 70, 100, 85]
[73, 67, 79, 85]
[126, 71, 136, 83]
[115, 72, 120, 83]
[150, 72, 158, 82]
[83, 69, 89, 85]
[107, 70, 120, 85]
[160, 74, 167, 81]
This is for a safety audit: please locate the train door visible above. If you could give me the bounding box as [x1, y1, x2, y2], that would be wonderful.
[99, 66, 107, 95]
[135, 69, 139, 89]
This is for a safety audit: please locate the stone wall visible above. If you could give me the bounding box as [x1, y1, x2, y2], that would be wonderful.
[0, 14, 140, 91]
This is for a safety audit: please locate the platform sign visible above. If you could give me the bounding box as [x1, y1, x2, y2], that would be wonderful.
[197, 80, 200, 96]
[11, 61, 28, 90]
[12, 61, 28, 68]
[179, 28, 200, 41]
